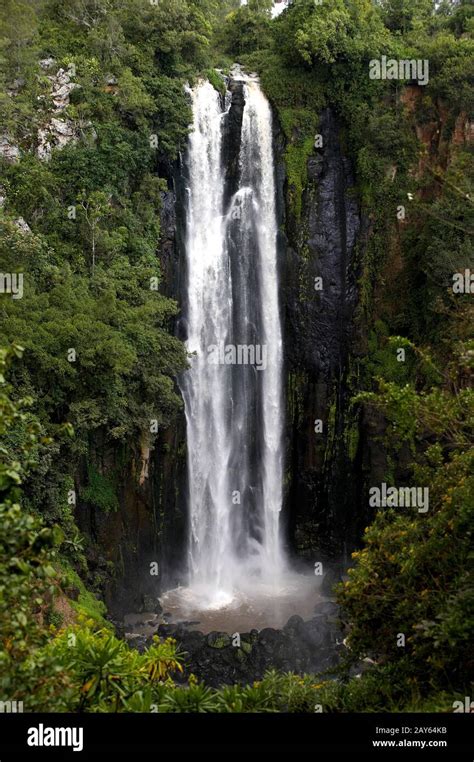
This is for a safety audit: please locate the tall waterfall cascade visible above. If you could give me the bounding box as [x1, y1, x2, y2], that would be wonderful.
[178, 74, 285, 609]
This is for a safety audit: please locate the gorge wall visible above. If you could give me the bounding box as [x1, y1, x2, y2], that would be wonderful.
[84, 77, 369, 615]
[82, 76, 472, 617]
[122, 80, 365, 609]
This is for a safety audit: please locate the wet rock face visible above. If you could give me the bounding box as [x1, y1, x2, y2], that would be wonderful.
[144, 610, 343, 688]
[282, 107, 361, 560]
[302, 109, 359, 379]
[222, 79, 245, 204]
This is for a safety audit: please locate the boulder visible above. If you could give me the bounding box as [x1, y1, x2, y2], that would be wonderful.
[313, 600, 339, 617]
[0, 136, 20, 163]
[206, 632, 231, 649]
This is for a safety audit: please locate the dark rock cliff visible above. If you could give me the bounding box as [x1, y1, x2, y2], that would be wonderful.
[280, 108, 362, 571]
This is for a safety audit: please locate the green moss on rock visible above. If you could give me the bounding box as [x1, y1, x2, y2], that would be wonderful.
[207, 632, 231, 649]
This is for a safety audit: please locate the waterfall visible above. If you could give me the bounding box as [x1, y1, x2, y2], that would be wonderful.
[239, 82, 284, 581]
[179, 76, 285, 608]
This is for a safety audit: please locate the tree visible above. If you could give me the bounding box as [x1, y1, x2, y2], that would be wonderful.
[377, 0, 434, 33]
[0, 0, 43, 138]
[219, 0, 273, 55]
[78, 190, 112, 272]
[61, 0, 109, 30]
[0, 0, 41, 78]
[0, 345, 72, 709]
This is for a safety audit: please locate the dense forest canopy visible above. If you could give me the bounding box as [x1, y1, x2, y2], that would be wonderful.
[0, 0, 472, 714]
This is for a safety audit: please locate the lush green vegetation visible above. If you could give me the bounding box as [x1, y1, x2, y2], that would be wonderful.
[248, 0, 472, 711]
[1, 0, 472, 714]
[0, 353, 467, 711]
[3, 345, 461, 714]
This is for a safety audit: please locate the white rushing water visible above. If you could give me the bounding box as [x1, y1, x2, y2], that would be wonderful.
[179, 82, 234, 603]
[240, 81, 284, 582]
[178, 75, 285, 610]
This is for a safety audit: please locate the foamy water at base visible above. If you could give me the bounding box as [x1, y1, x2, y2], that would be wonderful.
[160, 574, 321, 634]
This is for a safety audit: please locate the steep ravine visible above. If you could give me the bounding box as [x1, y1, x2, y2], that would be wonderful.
[99, 80, 366, 622]
[157, 90, 363, 581]
[94, 77, 370, 685]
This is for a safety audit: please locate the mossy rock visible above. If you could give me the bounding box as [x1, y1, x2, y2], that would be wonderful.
[207, 632, 231, 649]
[240, 640, 252, 655]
